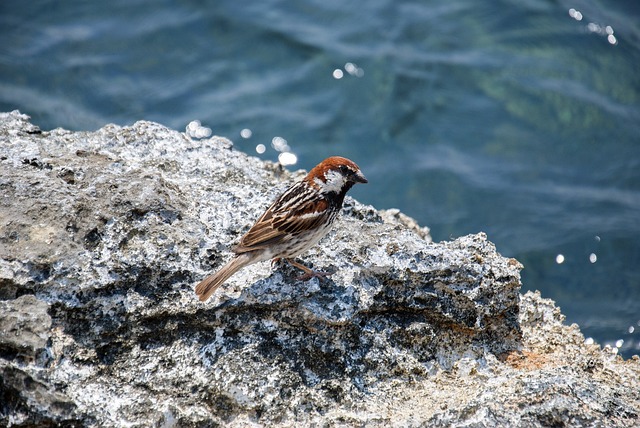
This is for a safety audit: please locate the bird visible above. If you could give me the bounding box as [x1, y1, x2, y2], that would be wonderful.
[195, 156, 368, 302]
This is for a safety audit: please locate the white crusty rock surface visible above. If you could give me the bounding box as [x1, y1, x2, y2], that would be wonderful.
[1, 110, 638, 427]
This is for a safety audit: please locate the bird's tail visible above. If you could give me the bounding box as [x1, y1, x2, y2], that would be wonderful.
[195, 253, 253, 302]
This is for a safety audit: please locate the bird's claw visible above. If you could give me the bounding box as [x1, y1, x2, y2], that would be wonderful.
[295, 269, 333, 282]
[271, 258, 335, 282]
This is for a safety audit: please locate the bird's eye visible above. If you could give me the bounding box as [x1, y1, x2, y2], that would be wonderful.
[339, 165, 350, 175]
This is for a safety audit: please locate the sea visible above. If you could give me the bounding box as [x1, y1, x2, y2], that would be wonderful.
[1, 0, 639, 358]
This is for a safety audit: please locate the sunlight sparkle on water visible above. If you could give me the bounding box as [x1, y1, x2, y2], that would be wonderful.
[569, 8, 583, 21]
[586, 22, 618, 45]
[278, 152, 297, 166]
[271, 136, 290, 152]
[556, 254, 565, 264]
[569, 9, 617, 45]
[240, 128, 252, 139]
[587, 23, 600, 33]
[589, 253, 597, 263]
[334, 63, 364, 79]
[255, 144, 266, 154]
[270, 136, 297, 165]
[345, 62, 364, 77]
[186, 120, 212, 139]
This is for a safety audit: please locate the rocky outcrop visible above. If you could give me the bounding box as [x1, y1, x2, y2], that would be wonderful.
[1, 111, 638, 427]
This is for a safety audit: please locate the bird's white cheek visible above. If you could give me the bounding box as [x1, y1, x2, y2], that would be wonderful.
[314, 170, 345, 194]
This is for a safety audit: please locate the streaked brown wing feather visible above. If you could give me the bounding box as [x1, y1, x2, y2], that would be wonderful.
[235, 217, 284, 252]
[235, 186, 330, 253]
[273, 201, 329, 235]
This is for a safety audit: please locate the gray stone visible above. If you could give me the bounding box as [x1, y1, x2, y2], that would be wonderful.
[0, 110, 638, 427]
[0, 295, 51, 362]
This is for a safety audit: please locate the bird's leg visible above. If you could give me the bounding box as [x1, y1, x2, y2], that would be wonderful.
[283, 258, 333, 281]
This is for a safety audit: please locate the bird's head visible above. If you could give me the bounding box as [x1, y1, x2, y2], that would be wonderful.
[305, 156, 368, 195]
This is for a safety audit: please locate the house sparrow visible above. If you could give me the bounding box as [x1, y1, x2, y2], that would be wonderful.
[195, 156, 368, 301]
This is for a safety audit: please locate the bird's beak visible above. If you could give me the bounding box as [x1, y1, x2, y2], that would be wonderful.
[353, 170, 368, 184]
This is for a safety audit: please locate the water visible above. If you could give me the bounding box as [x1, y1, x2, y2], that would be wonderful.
[2, 0, 639, 358]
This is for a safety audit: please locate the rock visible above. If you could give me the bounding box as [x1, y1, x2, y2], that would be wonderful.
[0, 295, 51, 363]
[0, 110, 638, 427]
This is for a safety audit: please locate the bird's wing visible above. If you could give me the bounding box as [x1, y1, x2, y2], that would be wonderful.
[234, 183, 330, 253]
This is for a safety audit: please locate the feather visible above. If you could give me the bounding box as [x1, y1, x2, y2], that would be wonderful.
[194, 253, 255, 301]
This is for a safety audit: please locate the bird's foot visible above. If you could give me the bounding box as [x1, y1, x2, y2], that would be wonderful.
[273, 258, 334, 282]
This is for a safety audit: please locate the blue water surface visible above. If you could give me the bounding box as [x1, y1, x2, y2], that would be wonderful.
[1, 0, 639, 357]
